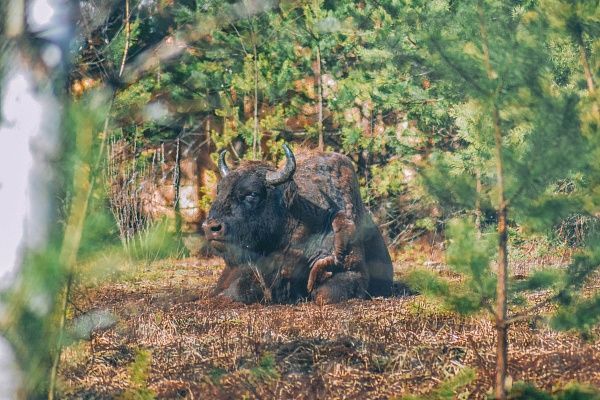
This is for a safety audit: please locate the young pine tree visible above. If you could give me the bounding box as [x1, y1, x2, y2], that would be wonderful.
[406, 1, 596, 398]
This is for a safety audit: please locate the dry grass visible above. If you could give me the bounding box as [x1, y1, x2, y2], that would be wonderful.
[59, 247, 600, 399]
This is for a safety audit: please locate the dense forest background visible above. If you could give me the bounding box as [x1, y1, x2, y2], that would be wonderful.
[76, 0, 457, 247]
[0, 0, 599, 398]
[64, 0, 599, 251]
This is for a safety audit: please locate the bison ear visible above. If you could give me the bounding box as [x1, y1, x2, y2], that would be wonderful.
[281, 181, 298, 209]
[282, 180, 298, 208]
[266, 144, 296, 186]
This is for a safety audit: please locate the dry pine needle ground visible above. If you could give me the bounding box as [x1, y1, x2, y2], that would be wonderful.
[60, 254, 600, 399]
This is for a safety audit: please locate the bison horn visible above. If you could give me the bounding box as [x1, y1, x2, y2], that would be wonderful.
[266, 144, 296, 186]
[218, 150, 230, 177]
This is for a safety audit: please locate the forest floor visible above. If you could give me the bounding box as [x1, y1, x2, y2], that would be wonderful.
[60, 239, 600, 399]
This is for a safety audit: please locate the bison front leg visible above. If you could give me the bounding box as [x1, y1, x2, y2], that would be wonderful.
[311, 271, 367, 305]
[307, 211, 359, 293]
[213, 265, 264, 304]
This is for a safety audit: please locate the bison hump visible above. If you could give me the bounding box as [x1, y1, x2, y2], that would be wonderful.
[293, 152, 362, 219]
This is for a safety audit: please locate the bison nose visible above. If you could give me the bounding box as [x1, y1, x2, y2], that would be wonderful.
[202, 219, 225, 239]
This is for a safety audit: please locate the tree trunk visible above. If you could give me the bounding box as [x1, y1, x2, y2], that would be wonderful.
[173, 137, 182, 236]
[493, 106, 509, 400]
[478, 4, 509, 398]
[576, 32, 599, 124]
[475, 167, 482, 238]
[253, 41, 259, 159]
[118, 0, 131, 77]
[316, 44, 324, 151]
[577, 33, 595, 94]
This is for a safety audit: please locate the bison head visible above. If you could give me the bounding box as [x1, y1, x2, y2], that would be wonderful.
[202, 144, 297, 264]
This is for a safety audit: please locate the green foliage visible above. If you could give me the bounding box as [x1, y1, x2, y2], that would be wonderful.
[551, 294, 600, 334]
[406, 272, 483, 315]
[124, 219, 189, 262]
[117, 348, 156, 400]
[510, 381, 600, 400]
[512, 268, 565, 292]
[3, 0, 599, 395]
[406, 268, 450, 298]
[408, 219, 496, 315]
[105, 20, 142, 68]
[109, 0, 453, 167]
[208, 367, 227, 384]
[2, 249, 64, 395]
[557, 384, 600, 400]
[404, 0, 600, 337]
[0, 87, 116, 396]
[369, 160, 406, 198]
[565, 246, 600, 290]
[445, 219, 496, 294]
[78, 194, 122, 261]
[421, 152, 478, 212]
[249, 352, 279, 382]
[401, 367, 476, 400]
[416, 0, 588, 221]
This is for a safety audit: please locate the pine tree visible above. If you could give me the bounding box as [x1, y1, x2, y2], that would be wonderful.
[405, 1, 596, 398]
[542, 0, 600, 337]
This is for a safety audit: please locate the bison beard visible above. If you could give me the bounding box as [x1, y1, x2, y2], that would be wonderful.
[202, 145, 394, 304]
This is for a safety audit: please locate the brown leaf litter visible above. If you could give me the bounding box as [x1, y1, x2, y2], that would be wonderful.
[60, 256, 600, 399]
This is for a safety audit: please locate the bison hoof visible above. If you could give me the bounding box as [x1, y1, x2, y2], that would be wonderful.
[307, 256, 336, 293]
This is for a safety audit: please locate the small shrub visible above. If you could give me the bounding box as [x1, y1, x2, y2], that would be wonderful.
[117, 348, 155, 400]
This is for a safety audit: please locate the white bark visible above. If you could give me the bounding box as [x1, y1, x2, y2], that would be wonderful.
[0, 337, 21, 399]
[0, 0, 73, 395]
[0, 54, 60, 400]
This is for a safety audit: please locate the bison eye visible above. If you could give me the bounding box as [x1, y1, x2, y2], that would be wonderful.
[243, 192, 260, 204]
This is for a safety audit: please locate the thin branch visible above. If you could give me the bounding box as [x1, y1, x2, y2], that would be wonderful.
[48, 93, 114, 399]
[575, 31, 599, 124]
[316, 43, 324, 151]
[505, 293, 559, 326]
[431, 39, 486, 95]
[230, 22, 249, 55]
[118, 0, 131, 77]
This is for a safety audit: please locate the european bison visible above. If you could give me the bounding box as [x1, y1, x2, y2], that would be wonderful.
[202, 145, 393, 304]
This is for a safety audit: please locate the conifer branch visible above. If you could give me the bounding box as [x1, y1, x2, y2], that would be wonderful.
[48, 85, 116, 399]
[430, 39, 486, 95]
[505, 298, 553, 326]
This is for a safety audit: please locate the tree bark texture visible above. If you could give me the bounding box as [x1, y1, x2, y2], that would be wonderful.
[316, 44, 324, 151]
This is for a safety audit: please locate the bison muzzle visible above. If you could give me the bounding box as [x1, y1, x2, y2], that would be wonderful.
[202, 144, 393, 304]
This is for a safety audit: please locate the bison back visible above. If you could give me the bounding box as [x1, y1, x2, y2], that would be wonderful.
[293, 152, 363, 220]
[292, 151, 394, 297]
